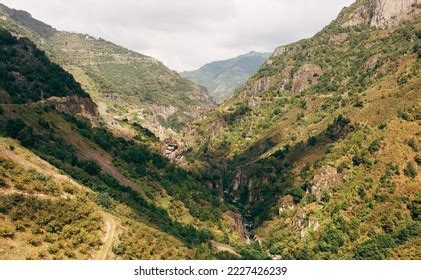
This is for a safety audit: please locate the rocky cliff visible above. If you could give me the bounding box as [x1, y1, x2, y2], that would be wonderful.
[342, 0, 420, 28]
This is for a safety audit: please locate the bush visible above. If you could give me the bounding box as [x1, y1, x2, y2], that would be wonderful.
[354, 234, 395, 259]
[222, 105, 251, 124]
[0, 178, 6, 188]
[378, 122, 387, 130]
[406, 138, 418, 151]
[0, 226, 15, 238]
[318, 226, 345, 253]
[403, 162, 417, 178]
[239, 243, 270, 260]
[307, 136, 317, 146]
[95, 193, 112, 209]
[286, 187, 305, 204]
[415, 155, 421, 165]
[337, 161, 350, 173]
[408, 199, 420, 221]
[368, 138, 382, 154]
[325, 115, 352, 140]
[352, 153, 366, 166]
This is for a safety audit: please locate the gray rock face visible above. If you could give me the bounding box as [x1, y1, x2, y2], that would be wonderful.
[342, 0, 420, 28]
[309, 165, 344, 198]
[162, 139, 185, 163]
[370, 0, 420, 27]
[292, 64, 322, 93]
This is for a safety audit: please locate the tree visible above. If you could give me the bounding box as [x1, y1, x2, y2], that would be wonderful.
[5, 118, 26, 138]
[78, 160, 101, 176]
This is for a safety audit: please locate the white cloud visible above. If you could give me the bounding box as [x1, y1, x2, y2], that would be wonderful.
[1, 0, 354, 71]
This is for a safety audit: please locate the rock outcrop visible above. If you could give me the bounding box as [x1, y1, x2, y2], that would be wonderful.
[342, 0, 420, 28]
[161, 139, 186, 163]
[309, 165, 344, 198]
[42, 96, 99, 126]
[370, 0, 420, 27]
[292, 64, 322, 93]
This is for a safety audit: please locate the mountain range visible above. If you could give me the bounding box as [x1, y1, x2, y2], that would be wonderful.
[0, 0, 420, 260]
[181, 51, 271, 103]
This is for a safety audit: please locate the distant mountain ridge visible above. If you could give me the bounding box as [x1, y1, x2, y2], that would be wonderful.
[0, 3, 56, 37]
[181, 51, 271, 103]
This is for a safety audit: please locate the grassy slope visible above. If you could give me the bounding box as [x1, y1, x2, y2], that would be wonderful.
[0, 137, 193, 260]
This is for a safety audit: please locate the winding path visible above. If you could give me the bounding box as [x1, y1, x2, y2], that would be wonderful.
[94, 214, 117, 260]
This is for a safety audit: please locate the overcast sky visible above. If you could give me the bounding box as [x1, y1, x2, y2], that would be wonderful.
[2, 0, 354, 71]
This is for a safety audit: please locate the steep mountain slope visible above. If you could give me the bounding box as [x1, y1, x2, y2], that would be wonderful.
[182, 51, 271, 103]
[0, 29, 248, 260]
[0, 3, 214, 138]
[181, 0, 421, 259]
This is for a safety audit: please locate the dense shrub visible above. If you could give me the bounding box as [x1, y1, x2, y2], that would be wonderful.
[403, 162, 417, 178]
[325, 115, 352, 140]
[286, 187, 305, 204]
[5, 118, 26, 138]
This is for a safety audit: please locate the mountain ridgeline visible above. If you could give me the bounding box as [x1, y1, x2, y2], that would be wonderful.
[182, 51, 271, 103]
[0, 0, 420, 260]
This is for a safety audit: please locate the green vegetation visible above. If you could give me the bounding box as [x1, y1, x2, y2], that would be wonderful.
[0, 28, 86, 103]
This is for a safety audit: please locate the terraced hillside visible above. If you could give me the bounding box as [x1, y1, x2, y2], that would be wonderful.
[0, 3, 214, 138]
[180, 0, 421, 259]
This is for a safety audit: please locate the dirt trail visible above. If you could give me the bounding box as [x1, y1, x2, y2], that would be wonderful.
[93, 214, 118, 260]
[0, 138, 82, 189]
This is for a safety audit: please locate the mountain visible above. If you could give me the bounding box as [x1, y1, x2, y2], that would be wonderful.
[0, 0, 420, 260]
[182, 51, 271, 103]
[0, 28, 248, 260]
[0, 3, 214, 138]
[180, 0, 421, 259]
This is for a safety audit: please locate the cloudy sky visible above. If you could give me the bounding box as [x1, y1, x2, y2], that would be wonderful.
[2, 0, 354, 71]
